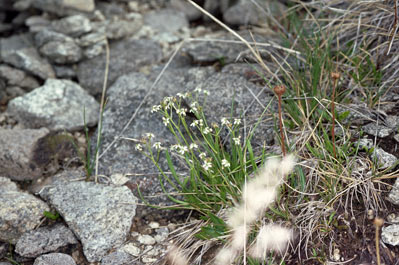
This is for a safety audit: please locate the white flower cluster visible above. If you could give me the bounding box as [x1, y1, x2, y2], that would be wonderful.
[171, 144, 188, 155]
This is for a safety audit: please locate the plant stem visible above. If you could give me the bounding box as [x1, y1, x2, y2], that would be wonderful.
[331, 72, 340, 159]
[274, 85, 286, 156]
[374, 217, 384, 265]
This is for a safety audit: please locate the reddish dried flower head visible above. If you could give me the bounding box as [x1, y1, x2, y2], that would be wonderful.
[273, 85, 286, 95]
[331, 72, 340, 80]
[373, 217, 384, 227]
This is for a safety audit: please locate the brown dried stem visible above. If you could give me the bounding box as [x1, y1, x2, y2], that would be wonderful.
[274, 85, 286, 156]
[331, 72, 340, 159]
[373, 217, 384, 265]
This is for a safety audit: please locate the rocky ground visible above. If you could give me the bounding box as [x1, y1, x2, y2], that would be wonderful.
[1, 0, 399, 264]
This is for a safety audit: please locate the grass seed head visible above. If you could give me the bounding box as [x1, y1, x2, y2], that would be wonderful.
[166, 245, 189, 265]
[214, 247, 237, 265]
[248, 224, 293, 258]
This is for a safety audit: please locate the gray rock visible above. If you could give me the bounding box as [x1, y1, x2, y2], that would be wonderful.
[223, 0, 286, 26]
[77, 39, 162, 96]
[51, 14, 92, 37]
[53, 65, 76, 79]
[5, 86, 25, 100]
[183, 30, 278, 64]
[39, 40, 82, 64]
[78, 32, 106, 47]
[388, 178, 399, 205]
[100, 251, 135, 265]
[137, 234, 155, 245]
[34, 29, 73, 47]
[0, 34, 55, 79]
[170, 0, 202, 21]
[357, 138, 397, 169]
[96, 1, 126, 18]
[92, 15, 143, 40]
[32, 0, 95, 16]
[34, 29, 83, 64]
[7, 79, 99, 131]
[0, 128, 49, 181]
[83, 40, 106, 59]
[25, 15, 51, 33]
[0, 177, 50, 244]
[362, 122, 392, 138]
[382, 224, 399, 246]
[374, 148, 397, 169]
[143, 9, 188, 34]
[15, 223, 77, 258]
[33, 253, 76, 265]
[39, 181, 137, 262]
[0, 262, 13, 265]
[0, 64, 39, 90]
[13, 0, 32, 11]
[223, 1, 262, 26]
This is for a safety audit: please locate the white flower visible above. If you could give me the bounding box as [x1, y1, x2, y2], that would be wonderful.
[190, 120, 199, 127]
[163, 97, 175, 110]
[177, 145, 188, 155]
[199, 152, 206, 160]
[233, 136, 241, 145]
[163, 96, 173, 104]
[145, 133, 155, 140]
[162, 117, 170, 126]
[194, 87, 202, 93]
[234, 118, 241, 126]
[176, 108, 187, 116]
[176, 93, 186, 98]
[171, 144, 179, 151]
[202, 160, 212, 171]
[135, 144, 143, 151]
[221, 117, 231, 126]
[153, 142, 162, 150]
[221, 159, 230, 169]
[189, 143, 198, 150]
[151, 105, 161, 113]
[198, 119, 204, 127]
[203, 127, 212, 135]
[190, 106, 198, 113]
[203, 90, 210, 96]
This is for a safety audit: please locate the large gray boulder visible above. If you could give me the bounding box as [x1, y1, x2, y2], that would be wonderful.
[39, 181, 138, 262]
[93, 68, 215, 207]
[7, 79, 99, 131]
[0, 177, 50, 244]
[77, 38, 162, 96]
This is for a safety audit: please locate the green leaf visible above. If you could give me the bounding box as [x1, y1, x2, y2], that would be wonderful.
[43, 211, 60, 220]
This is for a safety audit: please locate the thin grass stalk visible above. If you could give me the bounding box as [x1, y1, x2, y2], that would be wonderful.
[331, 72, 340, 159]
[94, 37, 109, 182]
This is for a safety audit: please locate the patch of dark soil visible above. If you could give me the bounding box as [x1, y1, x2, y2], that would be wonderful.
[377, 135, 399, 158]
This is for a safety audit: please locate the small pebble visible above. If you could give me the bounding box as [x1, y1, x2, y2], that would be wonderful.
[137, 234, 156, 245]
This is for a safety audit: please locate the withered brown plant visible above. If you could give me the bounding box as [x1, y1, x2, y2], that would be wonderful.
[273, 85, 286, 156]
